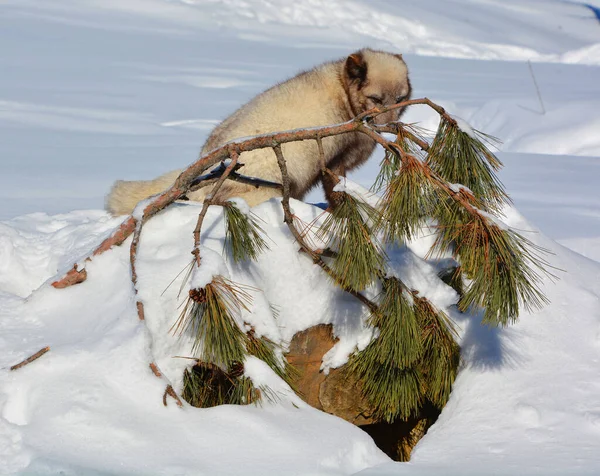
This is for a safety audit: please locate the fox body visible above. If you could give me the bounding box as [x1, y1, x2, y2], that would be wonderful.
[106, 49, 411, 215]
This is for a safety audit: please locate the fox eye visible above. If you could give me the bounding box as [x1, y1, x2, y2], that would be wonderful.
[368, 96, 383, 105]
[395, 96, 405, 104]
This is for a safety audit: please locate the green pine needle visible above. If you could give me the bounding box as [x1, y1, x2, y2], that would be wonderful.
[372, 125, 426, 193]
[317, 192, 385, 291]
[434, 210, 551, 326]
[171, 275, 252, 366]
[414, 296, 460, 408]
[369, 278, 423, 367]
[427, 118, 509, 212]
[348, 349, 424, 422]
[223, 201, 269, 263]
[347, 278, 426, 422]
[228, 375, 264, 405]
[182, 361, 270, 408]
[246, 331, 299, 391]
[377, 155, 438, 243]
[372, 148, 402, 193]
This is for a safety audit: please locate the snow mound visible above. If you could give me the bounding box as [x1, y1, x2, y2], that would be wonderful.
[2, 196, 599, 475]
[1, 201, 398, 475]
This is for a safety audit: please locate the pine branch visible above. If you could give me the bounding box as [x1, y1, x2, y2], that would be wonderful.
[316, 192, 385, 291]
[376, 154, 438, 243]
[171, 276, 252, 366]
[433, 200, 552, 325]
[44, 94, 555, 432]
[51, 97, 476, 289]
[427, 117, 509, 211]
[272, 144, 379, 313]
[223, 201, 269, 263]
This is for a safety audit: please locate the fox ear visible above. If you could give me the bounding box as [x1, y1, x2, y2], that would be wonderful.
[345, 52, 367, 84]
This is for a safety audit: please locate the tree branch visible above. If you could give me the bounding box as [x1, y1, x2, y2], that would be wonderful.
[355, 97, 457, 125]
[149, 362, 183, 407]
[189, 162, 282, 193]
[273, 144, 378, 313]
[10, 346, 50, 371]
[192, 148, 240, 265]
[50, 97, 467, 289]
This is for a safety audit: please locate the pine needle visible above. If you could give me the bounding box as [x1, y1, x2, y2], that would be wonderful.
[372, 125, 425, 192]
[368, 278, 423, 367]
[171, 276, 252, 366]
[377, 155, 438, 243]
[372, 149, 402, 193]
[427, 118, 509, 212]
[223, 201, 269, 263]
[347, 278, 425, 422]
[348, 352, 424, 422]
[182, 361, 268, 408]
[414, 296, 460, 408]
[246, 330, 299, 391]
[434, 209, 552, 326]
[316, 192, 385, 291]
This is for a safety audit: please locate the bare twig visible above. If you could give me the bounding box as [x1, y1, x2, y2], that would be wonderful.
[192, 148, 240, 264]
[316, 135, 326, 173]
[130, 224, 142, 287]
[527, 60, 546, 115]
[163, 385, 183, 407]
[273, 144, 378, 313]
[149, 362, 184, 407]
[149, 362, 162, 377]
[128, 214, 148, 321]
[312, 248, 338, 258]
[10, 346, 50, 371]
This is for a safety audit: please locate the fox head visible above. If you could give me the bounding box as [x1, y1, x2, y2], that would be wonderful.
[343, 49, 412, 123]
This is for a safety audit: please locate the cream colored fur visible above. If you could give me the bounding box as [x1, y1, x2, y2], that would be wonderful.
[106, 49, 411, 215]
[105, 170, 181, 216]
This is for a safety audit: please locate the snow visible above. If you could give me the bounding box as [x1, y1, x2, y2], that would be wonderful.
[1, 201, 390, 475]
[333, 177, 382, 209]
[450, 115, 477, 139]
[227, 197, 251, 217]
[131, 196, 157, 221]
[188, 246, 230, 289]
[1, 0, 600, 475]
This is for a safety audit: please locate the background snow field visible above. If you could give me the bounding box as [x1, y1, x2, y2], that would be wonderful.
[1, 0, 600, 475]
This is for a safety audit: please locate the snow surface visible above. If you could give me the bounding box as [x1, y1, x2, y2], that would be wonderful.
[1, 0, 600, 475]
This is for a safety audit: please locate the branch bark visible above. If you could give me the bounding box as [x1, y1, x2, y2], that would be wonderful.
[192, 148, 240, 265]
[10, 346, 50, 371]
[150, 362, 183, 407]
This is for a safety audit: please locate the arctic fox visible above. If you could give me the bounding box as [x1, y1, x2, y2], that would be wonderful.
[106, 49, 411, 215]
